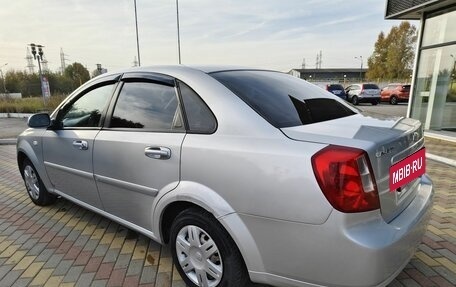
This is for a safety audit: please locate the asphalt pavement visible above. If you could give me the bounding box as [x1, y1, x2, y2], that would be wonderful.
[358, 102, 408, 118]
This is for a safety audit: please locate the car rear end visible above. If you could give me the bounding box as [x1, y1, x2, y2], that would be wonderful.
[276, 116, 433, 286]
[207, 69, 433, 286]
[359, 83, 381, 104]
[397, 84, 411, 102]
[326, 84, 347, 100]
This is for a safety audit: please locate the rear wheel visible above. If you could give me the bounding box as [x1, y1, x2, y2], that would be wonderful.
[22, 159, 56, 206]
[351, 96, 359, 105]
[170, 208, 250, 287]
[390, 96, 398, 105]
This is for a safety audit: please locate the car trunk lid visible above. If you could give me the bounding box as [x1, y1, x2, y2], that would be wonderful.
[281, 114, 425, 223]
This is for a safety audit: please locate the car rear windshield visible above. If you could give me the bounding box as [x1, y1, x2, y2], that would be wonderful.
[402, 85, 411, 90]
[327, 84, 344, 91]
[210, 70, 356, 128]
[363, 84, 379, 89]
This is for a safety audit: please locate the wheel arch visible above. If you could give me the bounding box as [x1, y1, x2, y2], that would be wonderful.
[17, 139, 53, 191]
[153, 182, 265, 274]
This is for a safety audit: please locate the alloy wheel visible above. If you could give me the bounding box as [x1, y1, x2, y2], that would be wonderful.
[390, 96, 398, 105]
[24, 165, 40, 200]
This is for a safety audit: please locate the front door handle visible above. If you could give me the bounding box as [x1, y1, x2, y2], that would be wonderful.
[145, 147, 171, 159]
[73, 140, 88, 150]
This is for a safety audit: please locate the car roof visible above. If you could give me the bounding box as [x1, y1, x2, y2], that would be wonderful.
[99, 65, 275, 77]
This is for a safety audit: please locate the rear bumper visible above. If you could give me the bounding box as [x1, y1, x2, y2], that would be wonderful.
[226, 174, 433, 287]
[359, 96, 380, 103]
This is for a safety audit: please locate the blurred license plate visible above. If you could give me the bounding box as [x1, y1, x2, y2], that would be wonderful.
[389, 148, 426, 191]
[333, 90, 341, 94]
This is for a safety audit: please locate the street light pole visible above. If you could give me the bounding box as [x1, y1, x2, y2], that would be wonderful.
[134, 0, 141, 66]
[355, 56, 363, 82]
[29, 43, 46, 105]
[176, 0, 181, 64]
[0, 63, 7, 95]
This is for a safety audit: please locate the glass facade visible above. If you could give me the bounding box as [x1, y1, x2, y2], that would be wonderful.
[411, 8, 456, 132]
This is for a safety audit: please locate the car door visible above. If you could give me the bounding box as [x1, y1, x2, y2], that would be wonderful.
[93, 73, 185, 230]
[42, 76, 120, 209]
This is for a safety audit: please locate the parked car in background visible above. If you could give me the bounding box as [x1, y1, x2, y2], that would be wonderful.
[326, 83, 347, 100]
[381, 83, 411, 105]
[345, 83, 381, 105]
[17, 66, 433, 287]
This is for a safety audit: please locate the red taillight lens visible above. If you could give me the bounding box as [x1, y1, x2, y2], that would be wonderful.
[311, 145, 380, 213]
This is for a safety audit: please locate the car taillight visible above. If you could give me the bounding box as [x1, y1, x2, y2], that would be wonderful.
[311, 145, 380, 213]
[359, 89, 364, 95]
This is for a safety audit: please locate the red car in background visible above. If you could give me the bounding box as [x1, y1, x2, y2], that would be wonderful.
[381, 83, 410, 105]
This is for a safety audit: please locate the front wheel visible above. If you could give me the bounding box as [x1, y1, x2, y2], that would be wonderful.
[22, 159, 56, 206]
[170, 208, 250, 287]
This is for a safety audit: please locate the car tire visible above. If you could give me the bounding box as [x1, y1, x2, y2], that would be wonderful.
[351, 96, 359, 105]
[372, 101, 378, 105]
[390, 96, 398, 105]
[22, 158, 56, 206]
[170, 208, 250, 287]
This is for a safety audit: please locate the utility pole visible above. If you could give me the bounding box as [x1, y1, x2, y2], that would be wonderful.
[29, 43, 46, 105]
[176, 0, 181, 64]
[301, 58, 306, 69]
[132, 56, 139, 67]
[319, 50, 322, 69]
[134, 0, 141, 66]
[315, 51, 322, 69]
[25, 48, 35, 74]
[60, 48, 69, 74]
[355, 56, 363, 81]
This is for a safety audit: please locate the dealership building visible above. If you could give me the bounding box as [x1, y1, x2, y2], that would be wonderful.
[385, 0, 456, 140]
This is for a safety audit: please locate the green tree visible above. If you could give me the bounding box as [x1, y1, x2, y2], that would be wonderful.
[367, 21, 417, 80]
[366, 32, 388, 80]
[64, 62, 90, 89]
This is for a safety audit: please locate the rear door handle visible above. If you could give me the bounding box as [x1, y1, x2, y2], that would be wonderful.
[145, 147, 171, 159]
[72, 140, 88, 150]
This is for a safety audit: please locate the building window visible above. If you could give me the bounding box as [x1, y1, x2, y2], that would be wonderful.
[422, 9, 456, 47]
[411, 7, 456, 132]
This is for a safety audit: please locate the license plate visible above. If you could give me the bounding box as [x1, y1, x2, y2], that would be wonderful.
[389, 148, 426, 191]
[333, 90, 341, 95]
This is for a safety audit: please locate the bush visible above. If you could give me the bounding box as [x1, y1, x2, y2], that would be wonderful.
[0, 95, 66, 113]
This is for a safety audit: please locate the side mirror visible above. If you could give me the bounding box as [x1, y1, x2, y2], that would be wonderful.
[27, 113, 51, 128]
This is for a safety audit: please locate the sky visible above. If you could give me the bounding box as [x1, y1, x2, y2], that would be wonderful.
[0, 0, 417, 74]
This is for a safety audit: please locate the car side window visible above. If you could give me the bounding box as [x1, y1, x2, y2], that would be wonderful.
[60, 84, 115, 128]
[178, 81, 216, 133]
[110, 81, 184, 131]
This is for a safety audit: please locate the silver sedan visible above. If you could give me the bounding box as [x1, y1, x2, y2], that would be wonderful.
[17, 66, 433, 287]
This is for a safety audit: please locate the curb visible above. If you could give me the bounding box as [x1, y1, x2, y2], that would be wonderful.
[426, 152, 456, 167]
[0, 138, 17, 145]
[0, 113, 33, 118]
